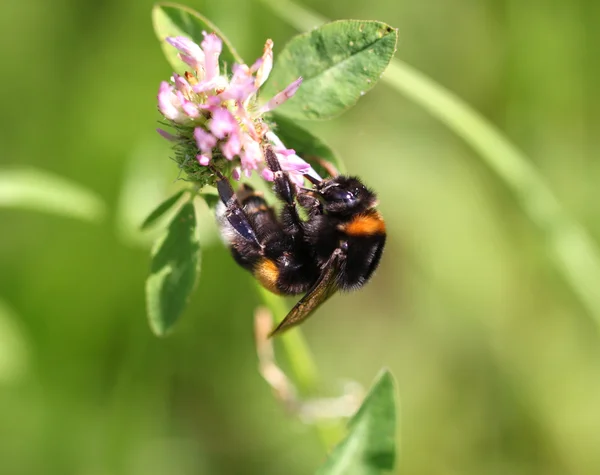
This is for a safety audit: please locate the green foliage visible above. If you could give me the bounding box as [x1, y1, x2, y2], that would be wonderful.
[317, 370, 397, 475]
[4, 0, 600, 473]
[152, 2, 242, 73]
[262, 20, 398, 120]
[0, 168, 106, 222]
[0, 299, 28, 384]
[146, 202, 201, 336]
[199, 192, 219, 210]
[140, 189, 186, 230]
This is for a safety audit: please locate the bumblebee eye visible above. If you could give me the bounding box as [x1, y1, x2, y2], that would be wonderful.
[327, 188, 357, 205]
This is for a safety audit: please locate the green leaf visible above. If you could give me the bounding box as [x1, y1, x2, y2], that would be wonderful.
[262, 20, 398, 120]
[140, 189, 186, 230]
[152, 2, 243, 74]
[146, 202, 201, 336]
[270, 112, 345, 177]
[316, 369, 398, 475]
[199, 192, 219, 210]
[0, 168, 106, 222]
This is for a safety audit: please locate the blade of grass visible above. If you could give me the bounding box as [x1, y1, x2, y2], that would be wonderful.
[260, 0, 600, 328]
[0, 168, 106, 222]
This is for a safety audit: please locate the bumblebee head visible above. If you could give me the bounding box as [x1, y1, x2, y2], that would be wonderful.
[305, 175, 378, 216]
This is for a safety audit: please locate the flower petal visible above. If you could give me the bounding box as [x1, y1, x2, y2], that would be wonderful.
[192, 76, 229, 95]
[197, 154, 211, 166]
[261, 168, 274, 181]
[172, 73, 192, 94]
[201, 33, 222, 81]
[267, 131, 320, 180]
[209, 107, 239, 139]
[157, 81, 187, 123]
[219, 64, 256, 102]
[287, 172, 305, 187]
[221, 132, 242, 160]
[194, 127, 217, 152]
[235, 103, 260, 140]
[254, 39, 273, 88]
[240, 137, 262, 172]
[182, 102, 199, 118]
[174, 90, 199, 118]
[166, 36, 205, 71]
[231, 166, 242, 181]
[279, 153, 311, 173]
[156, 128, 178, 141]
[259, 77, 303, 113]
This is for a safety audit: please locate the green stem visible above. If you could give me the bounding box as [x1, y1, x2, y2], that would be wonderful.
[260, 0, 600, 329]
[256, 285, 343, 448]
[256, 285, 319, 396]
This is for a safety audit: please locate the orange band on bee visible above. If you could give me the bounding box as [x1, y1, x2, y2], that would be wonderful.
[254, 258, 282, 294]
[244, 203, 270, 213]
[342, 213, 386, 237]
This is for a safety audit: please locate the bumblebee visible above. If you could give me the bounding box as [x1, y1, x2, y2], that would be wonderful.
[214, 146, 386, 336]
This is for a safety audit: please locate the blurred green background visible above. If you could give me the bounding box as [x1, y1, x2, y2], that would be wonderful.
[2, 0, 600, 474]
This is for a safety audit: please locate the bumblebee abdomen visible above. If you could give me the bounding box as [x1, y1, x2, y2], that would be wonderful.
[253, 257, 282, 295]
[336, 211, 386, 291]
[339, 211, 386, 238]
[252, 253, 318, 296]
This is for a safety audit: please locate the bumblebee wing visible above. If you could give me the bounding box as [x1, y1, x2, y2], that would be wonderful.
[269, 250, 345, 337]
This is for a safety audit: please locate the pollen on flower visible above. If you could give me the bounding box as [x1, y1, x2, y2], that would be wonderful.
[156, 33, 315, 188]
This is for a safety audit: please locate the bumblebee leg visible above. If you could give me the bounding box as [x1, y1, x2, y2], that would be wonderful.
[264, 146, 305, 237]
[264, 146, 296, 205]
[213, 168, 262, 246]
[237, 184, 281, 236]
[297, 192, 322, 218]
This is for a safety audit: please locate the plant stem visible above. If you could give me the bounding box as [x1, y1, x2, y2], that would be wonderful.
[256, 285, 319, 396]
[256, 285, 344, 449]
[260, 0, 600, 330]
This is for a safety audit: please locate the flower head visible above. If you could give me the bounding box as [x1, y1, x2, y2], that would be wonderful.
[156, 33, 317, 187]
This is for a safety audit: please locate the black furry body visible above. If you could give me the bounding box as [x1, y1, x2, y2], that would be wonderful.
[214, 147, 386, 335]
